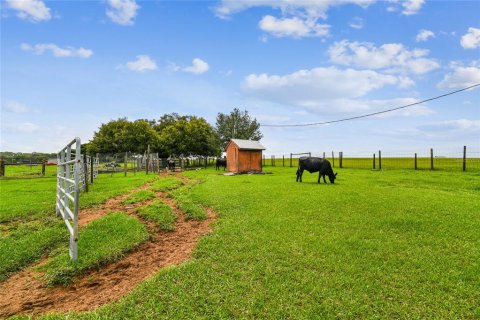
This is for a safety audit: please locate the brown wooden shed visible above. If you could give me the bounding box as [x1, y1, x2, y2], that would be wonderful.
[225, 139, 266, 173]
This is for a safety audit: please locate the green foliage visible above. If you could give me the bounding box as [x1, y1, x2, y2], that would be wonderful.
[136, 201, 177, 231]
[121, 190, 156, 204]
[149, 177, 183, 192]
[40, 212, 149, 286]
[215, 108, 263, 148]
[88, 118, 160, 154]
[157, 114, 220, 157]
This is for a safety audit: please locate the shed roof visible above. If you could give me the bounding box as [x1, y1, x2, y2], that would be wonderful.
[227, 139, 266, 151]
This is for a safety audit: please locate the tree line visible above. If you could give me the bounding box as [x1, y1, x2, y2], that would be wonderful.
[85, 108, 262, 157]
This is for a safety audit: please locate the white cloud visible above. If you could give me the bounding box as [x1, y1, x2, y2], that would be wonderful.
[418, 119, 480, 132]
[214, 0, 373, 38]
[437, 61, 480, 89]
[106, 0, 139, 26]
[124, 55, 157, 72]
[401, 0, 425, 15]
[349, 17, 364, 30]
[214, 0, 374, 19]
[328, 40, 439, 75]
[6, 0, 51, 22]
[3, 122, 40, 133]
[3, 100, 29, 113]
[460, 27, 480, 49]
[416, 29, 435, 42]
[171, 58, 210, 75]
[20, 43, 93, 58]
[259, 15, 329, 38]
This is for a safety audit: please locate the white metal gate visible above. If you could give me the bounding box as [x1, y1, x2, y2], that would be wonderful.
[56, 138, 81, 260]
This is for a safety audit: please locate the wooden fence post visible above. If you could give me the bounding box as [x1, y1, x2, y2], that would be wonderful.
[379, 150, 382, 170]
[283, 155, 285, 167]
[290, 153, 292, 167]
[463, 146, 466, 172]
[90, 156, 94, 183]
[339, 152, 343, 168]
[430, 148, 434, 170]
[0, 158, 5, 177]
[332, 151, 335, 167]
[373, 153, 376, 170]
[414, 153, 417, 170]
[42, 161, 46, 176]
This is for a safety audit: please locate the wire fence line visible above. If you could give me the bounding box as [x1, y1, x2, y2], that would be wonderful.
[261, 146, 480, 172]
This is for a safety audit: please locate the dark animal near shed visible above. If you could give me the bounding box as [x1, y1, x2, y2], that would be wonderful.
[296, 157, 337, 184]
[216, 158, 227, 171]
[167, 159, 176, 171]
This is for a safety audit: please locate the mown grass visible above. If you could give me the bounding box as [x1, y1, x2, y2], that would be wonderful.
[40, 212, 149, 286]
[0, 172, 157, 281]
[121, 190, 156, 205]
[169, 182, 207, 221]
[0, 221, 66, 281]
[149, 177, 182, 192]
[136, 201, 177, 231]
[42, 166, 479, 319]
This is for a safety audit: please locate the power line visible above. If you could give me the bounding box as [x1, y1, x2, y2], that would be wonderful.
[260, 83, 480, 127]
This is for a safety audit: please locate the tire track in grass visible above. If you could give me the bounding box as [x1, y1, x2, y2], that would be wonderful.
[0, 173, 216, 318]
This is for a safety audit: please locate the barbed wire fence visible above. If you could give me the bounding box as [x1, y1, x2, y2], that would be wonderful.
[261, 146, 480, 172]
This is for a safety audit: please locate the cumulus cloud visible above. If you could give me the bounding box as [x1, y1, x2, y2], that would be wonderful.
[170, 58, 210, 75]
[328, 40, 439, 75]
[6, 0, 51, 22]
[416, 29, 435, 42]
[349, 17, 364, 30]
[460, 27, 480, 49]
[437, 61, 480, 89]
[418, 119, 480, 132]
[214, 0, 373, 38]
[3, 122, 40, 133]
[3, 100, 29, 113]
[401, 0, 425, 15]
[20, 43, 93, 58]
[259, 15, 329, 38]
[106, 0, 139, 26]
[123, 55, 157, 72]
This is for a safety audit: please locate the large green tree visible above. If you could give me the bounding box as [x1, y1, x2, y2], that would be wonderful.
[157, 115, 220, 156]
[215, 108, 263, 148]
[88, 118, 160, 154]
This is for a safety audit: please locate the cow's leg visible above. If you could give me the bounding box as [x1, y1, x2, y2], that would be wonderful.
[318, 172, 321, 184]
[323, 175, 327, 183]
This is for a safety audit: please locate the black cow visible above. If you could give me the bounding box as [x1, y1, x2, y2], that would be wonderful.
[216, 158, 227, 171]
[296, 157, 337, 184]
[167, 159, 176, 171]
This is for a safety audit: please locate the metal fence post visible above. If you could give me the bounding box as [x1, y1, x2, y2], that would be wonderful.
[124, 152, 128, 177]
[430, 148, 434, 170]
[373, 153, 376, 170]
[83, 154, 89, 192]
[463, 146, 466, 172]
[379, 150, 382, 170]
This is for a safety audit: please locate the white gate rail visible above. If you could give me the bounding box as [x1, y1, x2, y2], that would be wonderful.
[56, 137, 81, 260]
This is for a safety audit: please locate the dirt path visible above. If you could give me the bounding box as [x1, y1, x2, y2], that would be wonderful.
[0, 174, 216, 318]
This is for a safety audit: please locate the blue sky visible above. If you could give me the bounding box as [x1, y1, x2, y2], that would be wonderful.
[1, 0, 479, 155]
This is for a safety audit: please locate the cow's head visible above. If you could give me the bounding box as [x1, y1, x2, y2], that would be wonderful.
[328, 172, 338, 184]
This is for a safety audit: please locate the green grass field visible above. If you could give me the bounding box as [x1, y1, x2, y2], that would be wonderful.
[0, 172, 157, 281]
[40, 212, 149, 286]
[2, 167, 479, 319]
